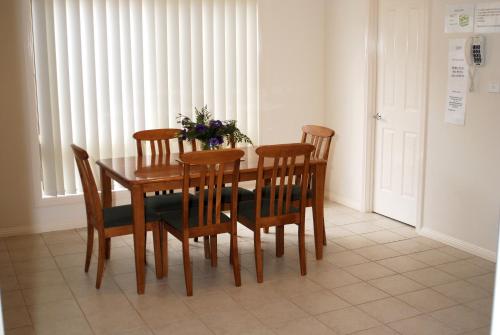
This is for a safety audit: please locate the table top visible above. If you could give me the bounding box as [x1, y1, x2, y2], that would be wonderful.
[96, 147, 325, 186]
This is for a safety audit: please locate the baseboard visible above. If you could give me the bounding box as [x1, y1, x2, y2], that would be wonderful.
[0, 221, 86, 238]
[419, 227, 497, 262]
[326, 191, 363, 212]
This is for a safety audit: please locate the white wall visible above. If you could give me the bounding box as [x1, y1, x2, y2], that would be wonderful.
[0, 0, 327, 236]
[420, 0, 500, 259]
[324, 0, 372, 210]
[258, 0, 325, 144]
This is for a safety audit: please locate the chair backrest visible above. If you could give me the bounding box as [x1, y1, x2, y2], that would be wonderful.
[71, 144, 104, 231]
[178, 149, 244, 234]
[254, 143, 315, 225]
[133, 129, 185, 156]
[301, 125, 335, 160]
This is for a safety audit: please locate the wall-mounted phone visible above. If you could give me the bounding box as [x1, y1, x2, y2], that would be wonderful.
[466, 35, 486, 92]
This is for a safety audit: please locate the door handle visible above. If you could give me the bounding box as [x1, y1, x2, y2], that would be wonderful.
[373, 113, 382, 120]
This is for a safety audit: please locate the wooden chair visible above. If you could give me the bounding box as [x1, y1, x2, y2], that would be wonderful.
[71, 144, 163, 288]
[237, 143, 315, 283]
[133, 128, 186, 157]
[160, 149, 244, 296]
[263, 125, 335, 246]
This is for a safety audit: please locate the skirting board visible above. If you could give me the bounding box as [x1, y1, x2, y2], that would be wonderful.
[419, 227, 497, 262]
[326, 191, 363, 212]
[0, 220, 86, 238]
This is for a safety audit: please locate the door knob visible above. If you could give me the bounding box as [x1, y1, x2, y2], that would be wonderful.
[373, 113, 382, 120]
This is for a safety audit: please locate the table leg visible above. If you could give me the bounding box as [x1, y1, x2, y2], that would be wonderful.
[131, 185, 146, 294]
[312, 163, 326, 260]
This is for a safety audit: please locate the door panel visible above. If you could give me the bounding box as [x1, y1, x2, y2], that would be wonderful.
[373, 0, 426, 226]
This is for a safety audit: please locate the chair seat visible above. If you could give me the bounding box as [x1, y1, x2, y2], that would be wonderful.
[257, 185, 312, 201]
[145, 193, 194, 214]
[160, 207, 231, 232]
[196, 187, 254, 204]
[102, 205, 159, 229]
[237, 199, 300, 223]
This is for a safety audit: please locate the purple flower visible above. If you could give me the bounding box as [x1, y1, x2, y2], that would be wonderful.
[195, 124, 207, 133]
[208, 137, 220, 147]
[209, 120, 223, 128]
[216, 136, 224, 145]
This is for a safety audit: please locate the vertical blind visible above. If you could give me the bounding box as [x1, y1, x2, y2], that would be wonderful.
[31, 0, 259, 197]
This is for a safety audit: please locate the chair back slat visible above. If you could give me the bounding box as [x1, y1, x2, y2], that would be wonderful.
[178, 149, 244, 234]
[254, 144, 315, 222]
[301, 125, 335, 160]
[134, 128, 185, 157]
[71, 144, 104, 231]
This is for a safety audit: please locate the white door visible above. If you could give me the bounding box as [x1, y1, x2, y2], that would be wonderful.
[373, 0, 427, 226]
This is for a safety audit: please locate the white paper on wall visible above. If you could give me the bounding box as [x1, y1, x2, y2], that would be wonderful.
[445, 4, 475, 33]
[445, 39, 468, 126]
[475, 2, 500, 33]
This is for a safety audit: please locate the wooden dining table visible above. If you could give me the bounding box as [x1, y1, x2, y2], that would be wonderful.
[96, 147, 327, 294]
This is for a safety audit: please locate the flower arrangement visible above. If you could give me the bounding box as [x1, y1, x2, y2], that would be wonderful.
[178, 106, 253, 150]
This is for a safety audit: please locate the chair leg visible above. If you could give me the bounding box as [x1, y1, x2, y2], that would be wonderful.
[203, 236, 211, 259]
[298, 221, 307, 276]
[263, 227, 269, 234]
[276, 225, 284, 257]
[194, 237, 199, 242]
[144, 231, 147, 265]
[210, 235, 217, 267]
[322, 218, 327, 246]
[96, 236, 106, 289]
[104, 238, 111, 259]
[230, 233, 241, 287]
[254, 228, 264, 283]
[152, 224, 163, 279]
[161, 227, 168, 277]
[182, 238, 193, 296]
[229, 234, 233, 265]
[85, 225, 94, 272]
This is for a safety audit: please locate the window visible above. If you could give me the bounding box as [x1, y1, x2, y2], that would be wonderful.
[31, 0, 258, 196]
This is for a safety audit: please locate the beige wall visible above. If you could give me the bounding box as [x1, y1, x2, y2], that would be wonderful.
[0, 0, 326, 236]
[421, 0, 500, 257]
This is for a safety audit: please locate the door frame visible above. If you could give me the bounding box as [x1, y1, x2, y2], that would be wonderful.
[362, 0, 430, 231]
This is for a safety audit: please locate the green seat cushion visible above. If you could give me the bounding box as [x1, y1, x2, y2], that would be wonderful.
[160, 207, 230, 231]
[196, 187, 254, 204]
[257, 185, 312, 201]
[145, 193, 194, 214]
[103, 205, 159, 228]
[237, 199, 299, 223]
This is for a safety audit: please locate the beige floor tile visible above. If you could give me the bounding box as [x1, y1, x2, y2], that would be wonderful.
[183, 290, 241, 315]
[433, 281, 490, 303]
[317, 306, 381, 335]
[54, 252, 94, 269]
[362, 230, 407, 244]
[22, 283, 73, 306]
[274, 316, 336, 335]
[266, 276, 324, 298]
[354, 245, 401, 261]
[153, 317, 214, 335]
[327, 214, 361, 226]
[431, 305, 490, 332]
[332, 282, 389, 305]
[5, 326, 36, 335]
[13, 257, 58, 275]
[249, 299, 308, 329]
[6, 235, 46, 251]
[138, 300, 196, 330]
[397, 288, 458, 312]
[438, 246, 475, 260]
[467, 273, 496, 293]
[343, 222, 385, 234]
[325, 250, 370, 267]
[33, 317, 93, 335]
[403, 267, 458, 287]
[290, 290, 351, 315]
[85, 303, 147, 334]
[351, 325, 400, 335]
[358, 297, 421, 323]
[467, 257, 496, 271]
[3, 306, 32, 330]
[389, 226, 418, 238]
[225, 282, 283, 310]
[0, 274, 20, 291]
[2, 290, 25, 309]
[17, 269, 66, 289]
[368, 274, 424, 295]
[117, 327, 154, 335]
[388, 314, 460, 335]
[0, 250, 11, 264]
[459, 326, 491, 335]
[411, 236, 446, 248]
[344, 262, 395, 281]
[42, 230, 83, 245]
[333, 236, 377, 250]
[408, 249, 459, 266]
[324, 227, 356, 239]
[48, 241, 87, 256]
[465, 297, 493, 316]
[9, 245, 52, 262]
[384, 239, 433, 254]
[376, 255, 428, 273]
[308, 267, 362, 289]
[28, 299, 84, 326]
[436, 260, 491, 279]
[200, 308, 271, 334]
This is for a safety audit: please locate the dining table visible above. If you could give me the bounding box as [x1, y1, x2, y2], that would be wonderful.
[96, 146, 327, 294]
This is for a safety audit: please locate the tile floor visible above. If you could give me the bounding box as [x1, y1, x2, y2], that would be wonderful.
[0, 202, 495, 334]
